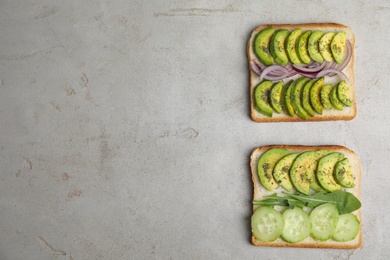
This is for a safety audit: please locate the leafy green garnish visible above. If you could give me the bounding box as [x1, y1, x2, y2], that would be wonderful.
[253, 190, 361, 214]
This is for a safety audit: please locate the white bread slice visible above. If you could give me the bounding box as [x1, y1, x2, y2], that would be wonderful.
[248, 23, 356, 122]
[250, 145, 362, 248]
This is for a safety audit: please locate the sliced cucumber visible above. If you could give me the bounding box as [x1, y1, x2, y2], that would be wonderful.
[282, 207, 311, 243]
[251, 207, 284, 242]
[310, 203, 339, 241]
[332, 213, 360, 242]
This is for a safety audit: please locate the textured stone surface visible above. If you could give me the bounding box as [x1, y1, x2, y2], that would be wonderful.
[0, 0, 389, 259]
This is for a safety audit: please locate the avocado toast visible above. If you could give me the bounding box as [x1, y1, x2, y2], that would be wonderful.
[250, 145, 362, 248]
[247, 23, 356, 122]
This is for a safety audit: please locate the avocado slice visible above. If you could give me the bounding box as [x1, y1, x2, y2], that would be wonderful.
[291, 77, 308, 120]
[309, 77, 325, 114]
[254, 26, 275, 66]
[308, 30, 324, 63]
[329, 85, 344, 110]
[270, 81, 283, 113]
[305, 149, 331, 191]
[285, 29, 302, 65]
[283, 81, 295, 117]
[331, 31, 347, 64]
[270, 29, 290, 66]
[337, 81, 353, 107]
[301, 79, 316, 117]
[273, 153, 300, 192]
[257, 148, 291, 191]
[254, 81, 274, 117]
[319, 32, 336, 62]
[334, 158, 355, 188]
[297, 30, 312, 64]
[289, 149, 329, 194]
[317, 152, 345, 192]
[320, 84, 333, 110]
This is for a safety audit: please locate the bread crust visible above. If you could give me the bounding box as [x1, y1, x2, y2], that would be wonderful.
[248, 23, 356, 122]
[250, 144, 362, 248]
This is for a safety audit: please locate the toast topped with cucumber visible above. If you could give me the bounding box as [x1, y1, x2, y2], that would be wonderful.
[247, 23, 356, 122]
[250, 145, 362, 248]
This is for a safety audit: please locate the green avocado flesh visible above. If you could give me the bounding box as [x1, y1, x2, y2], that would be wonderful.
[317, 152, 345, 192]
[337, 81, 353, 107]
[308, 30, 324, 63]
[257, 148, 291, 191]
[309, 77, 324, 115]
[286, 29, 302, 65]
[270, 29, 290, 66]
[270, 82, 283, 114]
[334, 158, 355, 188]
[297, 30, 312, 64]
[301, 79, 316, 117]
[254, 81, 274, 117]
[320, 84, 333, 110]
[283, 81, 295, 117]
[330, 84, 344, 110]
[254, 26, 275, 66]
[319, 32, 336, 62]
[331, 31, 347, 64]
[291, 77, 308, 120]
[273, 153, 299, 192]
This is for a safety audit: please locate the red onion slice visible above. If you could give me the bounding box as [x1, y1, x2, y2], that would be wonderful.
[293, 62, 327, 74]
[316, 69, 349, 83]
[252, 58, 266, 71]
[251, 63, 262, 76]
[259, 65, 290, 82]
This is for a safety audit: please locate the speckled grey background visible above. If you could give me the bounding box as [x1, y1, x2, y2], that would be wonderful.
[1, 0, 389, 259]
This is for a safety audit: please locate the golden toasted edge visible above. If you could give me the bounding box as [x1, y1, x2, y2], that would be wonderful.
[250, 144, 362, 248]
[248, 23, 356, 122]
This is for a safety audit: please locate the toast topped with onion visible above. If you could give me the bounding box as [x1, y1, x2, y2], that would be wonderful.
[247, 23, 356, 122]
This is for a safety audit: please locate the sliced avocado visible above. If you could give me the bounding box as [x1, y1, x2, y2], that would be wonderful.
[319, 32, 336, 62]
[297, 30, 312, 64]
[254, 81, 274, 117]
[337, 81, 353, 107]
[273, 153, 300, 192]
[290, 150, 314, 195]
[308, 30, 324, 63]
[305, 149, 331, 191]
[291, 77, 308, 120]
[317, 152, 345, 192]
[301, 79, 316, 117]
[331, 31, 347, 64]
[330, 85, 343, 110]
[320, 84, 333, 110]
[283, 81, 295, 117]
[257, 148, 291, 191]
[254, 26, 275, 66]
[285, 29, 302, 65]
[334, 158, 355, 188]
[270, 81, 283, 113]
[270, 29, 290, 66]
[309, 77, 324, 114]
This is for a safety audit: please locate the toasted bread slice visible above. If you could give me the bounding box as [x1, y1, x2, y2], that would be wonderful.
[250, 145, 362, 248]
[248, 23, 356, 122]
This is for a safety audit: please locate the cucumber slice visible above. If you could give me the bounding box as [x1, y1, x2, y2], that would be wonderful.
[282, 207, 311, 243]
[332, 213, 360, 242]
[251, 207, 284, 242]
[310, 203, 339, 241]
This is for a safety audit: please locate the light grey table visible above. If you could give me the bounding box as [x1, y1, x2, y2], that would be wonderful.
[1, 1, 389, 259]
